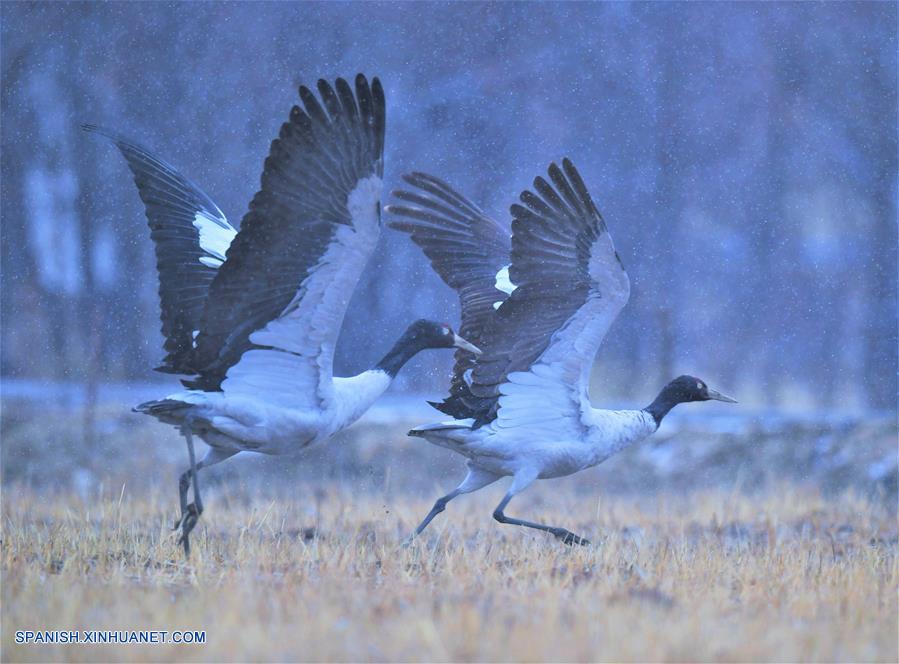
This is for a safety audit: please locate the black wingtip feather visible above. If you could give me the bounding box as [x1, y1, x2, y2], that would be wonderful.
[80, 124, 121, 143]
[561, 158, 602, 223]
[371, 77, 386, 162]
[335, 78, 358, 119]
[299, 85, 328, 126]
[510, 203, 529, 219]
[548, 161, 586, 217]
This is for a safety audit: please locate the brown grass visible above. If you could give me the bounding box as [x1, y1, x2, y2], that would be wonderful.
[2, 482, 896, 662]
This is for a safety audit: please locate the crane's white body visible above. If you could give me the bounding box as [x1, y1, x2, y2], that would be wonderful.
[415, 407, 656, 481]
[164, 369, 392, 455]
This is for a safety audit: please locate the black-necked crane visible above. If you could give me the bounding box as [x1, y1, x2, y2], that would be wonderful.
[387, 160, 735, 546]
[84, 75, 480, 555]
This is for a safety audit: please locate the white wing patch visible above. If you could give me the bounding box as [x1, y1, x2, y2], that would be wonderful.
[193, 210, 237, 267]
[463, 368, 474, 387]
[493, 264, 516, 310]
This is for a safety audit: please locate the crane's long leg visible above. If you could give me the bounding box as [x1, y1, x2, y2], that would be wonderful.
[173, 430, 237, 557]
[174, 448, 239, 529]
[176, 469, 191, 528]
[404, 466, 500, 546]
[492, 472, 590, 546]
[177, 422, 201, 556]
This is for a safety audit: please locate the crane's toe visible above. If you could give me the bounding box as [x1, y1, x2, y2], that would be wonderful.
[552, 528, 590, 546]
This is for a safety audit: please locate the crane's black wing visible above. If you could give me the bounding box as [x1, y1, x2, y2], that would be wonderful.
[187, 75, 385, 407]
[386, 172, 511, 414]
[429, 159, 630, 426]
[84, 125, 237, 375]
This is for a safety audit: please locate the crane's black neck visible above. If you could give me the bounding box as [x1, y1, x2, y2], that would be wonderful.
[644, 390, 680, 427]
[375, 330, 430, 378]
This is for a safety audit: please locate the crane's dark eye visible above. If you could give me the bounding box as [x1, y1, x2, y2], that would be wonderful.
[441, 326, 451, 336]
[697, 382, 704, 391]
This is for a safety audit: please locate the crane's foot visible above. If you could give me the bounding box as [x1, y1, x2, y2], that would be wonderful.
[172, 501, 198, 531]
[551, 528, 590, 546]
[176, 503, 202, 556]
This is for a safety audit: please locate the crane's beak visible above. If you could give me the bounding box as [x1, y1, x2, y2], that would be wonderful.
[706, 387, 737, 403]
[453, 334, 482, 355]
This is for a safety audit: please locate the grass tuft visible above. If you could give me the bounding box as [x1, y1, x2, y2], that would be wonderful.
[2, 484, 896, 662]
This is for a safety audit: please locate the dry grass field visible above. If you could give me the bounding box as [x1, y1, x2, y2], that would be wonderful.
[3, 482, 896, 662]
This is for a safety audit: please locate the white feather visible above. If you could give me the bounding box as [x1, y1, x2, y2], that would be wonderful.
[494, 264, 516, 295]
[193, 210, 236, 262]
[493, 264, 516, 309]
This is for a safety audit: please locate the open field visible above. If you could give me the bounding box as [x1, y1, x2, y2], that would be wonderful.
[2, 401, 897, 661]
[3, 483, 897, 662]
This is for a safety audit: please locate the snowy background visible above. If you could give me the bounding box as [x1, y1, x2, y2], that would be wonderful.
[1, 3, 896, 495]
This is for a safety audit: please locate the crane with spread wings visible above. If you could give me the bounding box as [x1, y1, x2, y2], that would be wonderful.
[85, 75, 480, 555]
[388, 160, 735, 545]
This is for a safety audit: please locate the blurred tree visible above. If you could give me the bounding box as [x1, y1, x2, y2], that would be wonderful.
[0, 1, 894, 412]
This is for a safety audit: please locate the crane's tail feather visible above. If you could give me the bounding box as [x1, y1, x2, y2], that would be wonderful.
[133, 398, 192, 417]
[407, 419, 475, 438]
